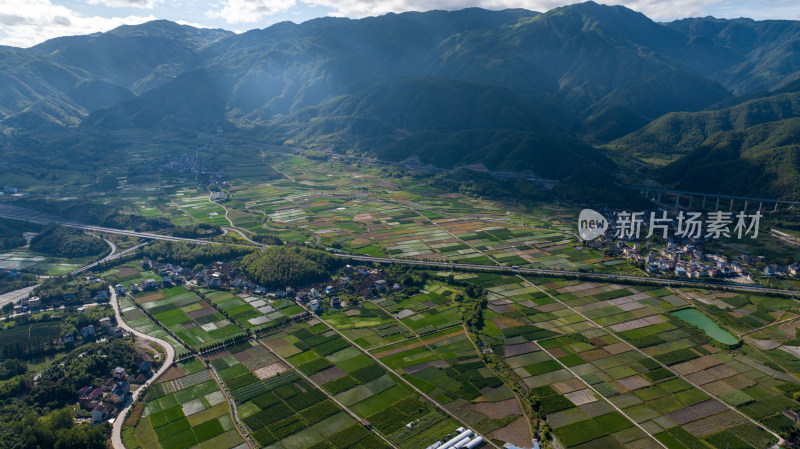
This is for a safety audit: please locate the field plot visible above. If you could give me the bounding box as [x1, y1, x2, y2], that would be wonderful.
[205, 154, 632, 271]
[252, 320, 464, 449]
[509, 276, 793, 449]
[118, 294, 191, 358]
[134, 286, 245, 350]
[323, 301, 413, 350]
[216, 340, 384, 449]
[172, 190, 230, 226]
[325, 280, 531, 447]
[201, 290, 301, 331]
[373, 326, 532, 447]
[125, 358, 244, 449]
[0, 247, 90, 274]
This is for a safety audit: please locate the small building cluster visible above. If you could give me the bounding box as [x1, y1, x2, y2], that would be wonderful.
[60, 315, 128, 345]
[295, 265, 396, 314]
[77, 358, 152, 423]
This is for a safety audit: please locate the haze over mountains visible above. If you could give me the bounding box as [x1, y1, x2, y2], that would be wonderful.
[2, 2, 800, 198]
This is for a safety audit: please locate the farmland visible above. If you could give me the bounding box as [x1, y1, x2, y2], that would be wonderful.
[107, 237, 800, 448]
[76, 146, 638, 276]
[65, 148, 800, 449]
[132, 286, 246, 351]
[123, 358, 247, 449]
[464, 270, 797, 449]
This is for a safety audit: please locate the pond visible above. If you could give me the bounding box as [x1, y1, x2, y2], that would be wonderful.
[671, 308, 738, 345]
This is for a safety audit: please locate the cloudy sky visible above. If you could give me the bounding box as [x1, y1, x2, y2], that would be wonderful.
[1, 0, 799, 47]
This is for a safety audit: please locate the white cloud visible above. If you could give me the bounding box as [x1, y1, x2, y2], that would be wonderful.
[0, 0, 156, 47]
[299, 0, 725, 21]
[206, 0, 297, 24]
[175, 19, 210, 28]
[85, 0, 161, 9]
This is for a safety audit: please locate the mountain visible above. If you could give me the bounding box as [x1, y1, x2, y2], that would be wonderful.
[107, 2, 732, 142]
[0, 21, 232, 131]
[657, 118, 800, 199]
[28, 20, 233, 93]
[255, 78, 609, 177]
[609, 88, 800, 157]
[3, 3, 800, 186]
[667, 17, 800, 94]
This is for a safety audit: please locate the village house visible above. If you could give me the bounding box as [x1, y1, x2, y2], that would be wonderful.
[81, 325, 95, 339]
[91, 405, 106, 423]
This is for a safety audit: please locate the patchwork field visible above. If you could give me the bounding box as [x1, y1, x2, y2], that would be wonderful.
[134, 286, 246, 350]
[469, 271, 795, 449]
[124, 358, 245, 449]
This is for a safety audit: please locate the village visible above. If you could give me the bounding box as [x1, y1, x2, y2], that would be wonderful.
[589, 231, 800, 283]
[130, 258, 401, 315]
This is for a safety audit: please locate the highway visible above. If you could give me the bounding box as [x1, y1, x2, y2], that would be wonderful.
[70, 243, 147, 276]
[0, 204, 215, 244]
[339, 255, 800, 297]
[3, 204, 800, 298]
[0, 285, 39, 310]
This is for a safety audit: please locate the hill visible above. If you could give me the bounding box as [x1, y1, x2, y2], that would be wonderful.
[610, 89, 800, 157]
[657, 118, 800, 199]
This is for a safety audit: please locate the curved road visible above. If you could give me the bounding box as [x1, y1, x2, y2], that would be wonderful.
[109, 288, 175, 449]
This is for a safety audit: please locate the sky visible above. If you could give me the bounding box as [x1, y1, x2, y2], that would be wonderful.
[0, 0, 799, 48]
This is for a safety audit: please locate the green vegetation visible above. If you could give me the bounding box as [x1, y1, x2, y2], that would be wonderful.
[32, 276, 109, 303]
[29, 225, 107, 258]
[241, 246, 342, 288]
[141, 241, 255, 266]
[17, 198, 173, 232]
[0, 219, 34, 250]
[0, 408, 108, 449]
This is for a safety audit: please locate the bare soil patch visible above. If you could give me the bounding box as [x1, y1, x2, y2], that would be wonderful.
[471, 398, 521, 419]
[487, 416, 532, 448]
[254, 362, 289, 380]
[136, 292, 165, 304]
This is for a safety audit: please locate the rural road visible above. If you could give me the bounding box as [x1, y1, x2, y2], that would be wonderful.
[109, 288, 175, 449]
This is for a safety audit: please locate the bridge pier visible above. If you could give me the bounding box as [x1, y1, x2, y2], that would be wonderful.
[759, 201, 763, 212]
[775, 202, 779, 212]
[675, 194, 680, 210]
[701, 196, 706, 209]
[657, 192, 661, 208]
[688, 195, 693, 209]
[744, 200, 748, 212]
[730, 198, 734, 212]
[715, 197, 720, 211]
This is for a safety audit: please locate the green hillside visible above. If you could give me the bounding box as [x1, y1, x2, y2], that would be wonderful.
[610, 90, 800, 157]
[657, 118, 800, 199]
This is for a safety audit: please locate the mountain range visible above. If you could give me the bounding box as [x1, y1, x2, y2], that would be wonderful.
[2, 2, 800, 198]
